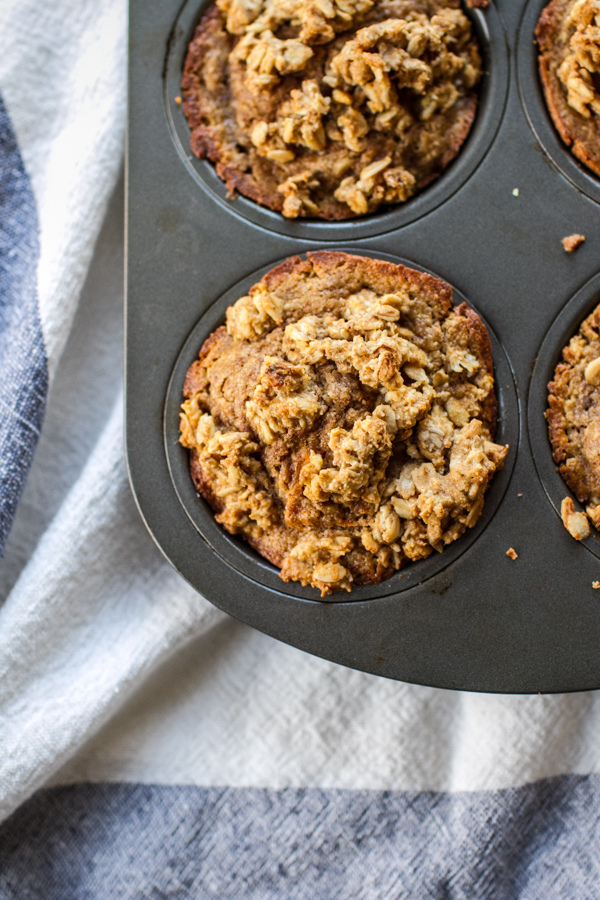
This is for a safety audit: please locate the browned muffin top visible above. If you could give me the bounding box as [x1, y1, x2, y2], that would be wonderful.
[180, 252, 507, 595]
[547, 301, 600, 531]
[537, 0, 600, 176]
[181, 1, 483, 219]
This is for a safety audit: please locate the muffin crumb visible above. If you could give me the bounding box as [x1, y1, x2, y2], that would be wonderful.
[562, 233, 586, 252]
[506, 547, 518, 560]
[561, 496, 590, 540]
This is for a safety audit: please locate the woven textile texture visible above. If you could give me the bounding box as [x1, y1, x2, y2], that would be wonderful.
[0, 94, 45, 552]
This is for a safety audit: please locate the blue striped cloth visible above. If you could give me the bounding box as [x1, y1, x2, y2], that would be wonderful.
[1, 778, 599, 898]
[0, 96, 46, 553]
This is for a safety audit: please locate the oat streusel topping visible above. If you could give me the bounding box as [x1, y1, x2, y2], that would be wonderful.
[180, 252, 507, 595]
[182, 1, 482, 219]
[557, 0, 600, 117]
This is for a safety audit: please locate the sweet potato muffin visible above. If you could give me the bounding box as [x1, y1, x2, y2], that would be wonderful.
[547, 301, 600, 530]
[181, 1, 483, 219]
[537, 0, 600, 176]
[180, 252, 508, 595]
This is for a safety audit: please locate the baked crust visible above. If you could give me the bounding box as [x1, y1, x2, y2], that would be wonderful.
[181, 1, 483, 219]
[536, 0, 600, 177]
[547, 301, 600, 530]
[180, 251, 507, 595]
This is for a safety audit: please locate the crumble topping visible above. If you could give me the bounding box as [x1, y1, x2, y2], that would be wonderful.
[220, 0, 376, 43]
[557, 0, 600, 118]
[180, 252, 507, 595]
[190, 413, 278, 537]
[246, 355, 326, 442]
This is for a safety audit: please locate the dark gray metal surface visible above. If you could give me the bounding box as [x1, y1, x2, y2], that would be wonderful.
[127, 0, 600, 692]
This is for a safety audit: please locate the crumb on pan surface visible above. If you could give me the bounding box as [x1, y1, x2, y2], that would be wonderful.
[537, 0, 600, 176]
[593, 579, 600, 587]
[561, 496, 591, 539]
[547, 300, 600, 533]
[562, 234, 585, 253]
[506, 547, 518, 560]
[181, 1, 483, 219]
[562, 232, 586, 251]
[180, 252, 508, 596]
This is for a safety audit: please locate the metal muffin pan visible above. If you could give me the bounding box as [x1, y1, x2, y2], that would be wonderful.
[127, 0, 600, 692]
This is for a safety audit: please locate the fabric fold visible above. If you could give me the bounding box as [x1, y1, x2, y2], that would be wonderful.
[0, 0, 127, 553]
[0, 394, 223, 823]
[0, 94, 46, 554]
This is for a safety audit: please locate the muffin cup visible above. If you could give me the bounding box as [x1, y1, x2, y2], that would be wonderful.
[164, 250, 519, 602]
[528, 271, 600, 561]
[164, 0, 510, 241]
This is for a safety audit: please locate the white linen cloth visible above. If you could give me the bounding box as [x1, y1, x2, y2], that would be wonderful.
[1, 2, 600, 893]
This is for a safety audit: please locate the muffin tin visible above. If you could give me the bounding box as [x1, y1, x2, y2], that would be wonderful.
[127, 0, 600, 692]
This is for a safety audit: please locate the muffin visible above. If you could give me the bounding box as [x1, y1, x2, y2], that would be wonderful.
[537, 0, 600, 176]
[547, 301, 600, 530]
[181, 1, 483, 219]
[179, 252, 508, 595]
